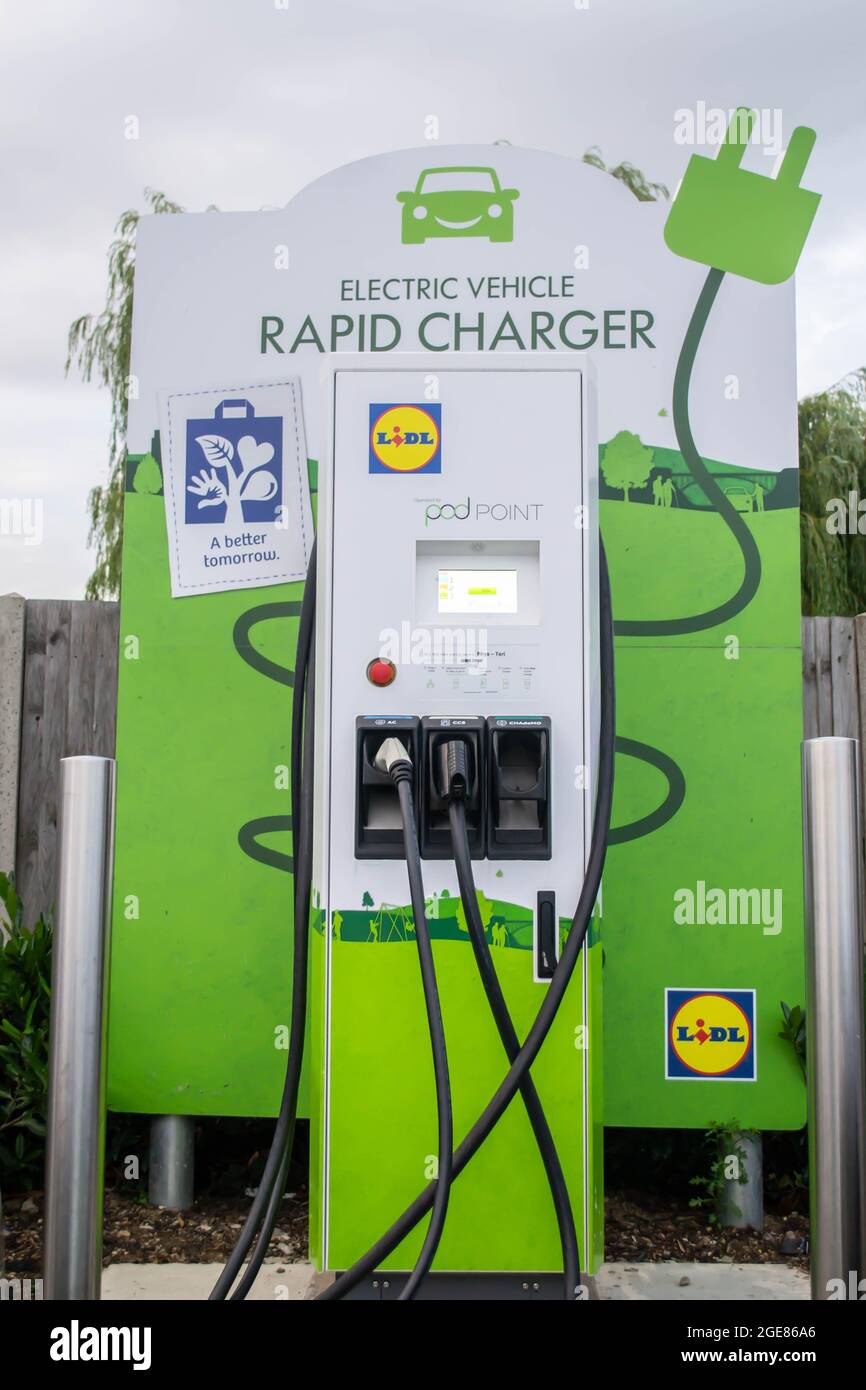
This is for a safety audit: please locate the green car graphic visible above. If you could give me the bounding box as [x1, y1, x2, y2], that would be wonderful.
[397, 166, 519, 243]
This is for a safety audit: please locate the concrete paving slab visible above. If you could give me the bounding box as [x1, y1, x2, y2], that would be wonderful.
[101, 1260, 808, 1301]
[597, 1261, 808, 1301]
[102, 1262, 318, 1301]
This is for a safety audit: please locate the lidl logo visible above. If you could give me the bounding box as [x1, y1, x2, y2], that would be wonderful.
[665, 988, 756, 1081]
[369, 404, 441, 474]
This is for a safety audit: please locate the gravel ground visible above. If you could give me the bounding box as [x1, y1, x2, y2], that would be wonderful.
[3, 1184, 807, 1275]
[605, 1190, 809, 1268]
[3, 1186, 309, 1273]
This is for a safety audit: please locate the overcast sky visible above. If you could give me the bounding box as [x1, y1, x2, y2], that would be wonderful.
[1, 0, 863, 598]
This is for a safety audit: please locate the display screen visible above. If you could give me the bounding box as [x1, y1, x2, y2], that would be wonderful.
[437, 569, 518, 615]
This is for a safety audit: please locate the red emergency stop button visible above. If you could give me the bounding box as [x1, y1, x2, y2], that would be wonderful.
[366, 657, 397, 687]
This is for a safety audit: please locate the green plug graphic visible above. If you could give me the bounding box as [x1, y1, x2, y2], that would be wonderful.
[664, 107, 820, 284]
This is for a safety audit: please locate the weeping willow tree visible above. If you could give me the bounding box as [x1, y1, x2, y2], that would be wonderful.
[66, 189, 184, 598]
[799, 369, 866, 616]
[581, 146, 670, 201]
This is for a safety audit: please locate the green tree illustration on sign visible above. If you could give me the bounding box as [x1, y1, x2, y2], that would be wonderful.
[455, 889, 494, 937]
[601, 429, 654, 502]
[131, 453, 162, 495]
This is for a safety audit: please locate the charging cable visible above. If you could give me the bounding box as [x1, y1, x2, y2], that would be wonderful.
[210, 542, 317, 1300]
[374, 738, 454, 1300]
[318, 539, 615, 1300]
[216, 538, 614, 1301]
[438, 740, 582, 1299]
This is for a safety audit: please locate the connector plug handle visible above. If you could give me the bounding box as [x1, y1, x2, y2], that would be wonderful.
[374, 736, 413, 785]
[439, 739, 470, 802]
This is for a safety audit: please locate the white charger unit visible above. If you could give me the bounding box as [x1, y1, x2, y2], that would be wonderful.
[310, 352, 602, 1287]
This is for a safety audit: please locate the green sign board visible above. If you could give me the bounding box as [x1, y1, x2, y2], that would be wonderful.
[109, 128, 816, 1136]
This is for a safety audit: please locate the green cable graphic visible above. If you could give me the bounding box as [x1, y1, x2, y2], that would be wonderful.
[614, 267, 761, 639]
[238, 816, 294, 874]
[233, 600, 302, 873]
[610, 267, 760, 839]
[233, 601, 301, 686]
[609, 737, 685, 845]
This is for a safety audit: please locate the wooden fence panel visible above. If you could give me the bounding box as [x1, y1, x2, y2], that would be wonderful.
[814, 617, 834, 737]
[0, 595, 25, 881]
[856, 615, 866, 841]
[15, 600, 119, 927]
[801, 618, 818, 740]
[830, 617, 860, 739]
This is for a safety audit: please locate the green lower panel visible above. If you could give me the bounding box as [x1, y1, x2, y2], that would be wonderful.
[603, 644, 806, 1129]
[107, 486, 309, 1117]
[312, 930, 602, 1275]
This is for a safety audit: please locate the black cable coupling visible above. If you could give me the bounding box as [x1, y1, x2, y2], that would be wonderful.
[438, 739, 470, 802]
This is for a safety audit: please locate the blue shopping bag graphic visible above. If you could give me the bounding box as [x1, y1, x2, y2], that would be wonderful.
[184, 399, 283, 526]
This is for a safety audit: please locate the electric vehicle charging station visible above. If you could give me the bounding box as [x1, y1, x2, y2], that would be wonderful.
[39, 123, 839, 1303]
[310, 354, 602, 1290]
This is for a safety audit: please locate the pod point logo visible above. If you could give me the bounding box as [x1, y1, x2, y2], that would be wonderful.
[665, 988, 756, 1081]
[369, 403, 441, 474]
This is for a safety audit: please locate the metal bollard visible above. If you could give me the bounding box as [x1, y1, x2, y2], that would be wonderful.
[43, 757, 116, 1301]
[149, 1115, 195, 1210]
[802, 737, 866, 1300]
[719, 1131, 763, 1232]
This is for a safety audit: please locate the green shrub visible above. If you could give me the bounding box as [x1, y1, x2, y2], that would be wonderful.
[779, 1000, 807, 1081]
[688, 1119, 752, 1225]
[0, 873, 52, 1191]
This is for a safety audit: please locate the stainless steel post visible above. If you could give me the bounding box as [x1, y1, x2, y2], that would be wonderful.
[43, 756, 116, 1301]
[149, 1115, 195, 1210]
[719, 1131, 763, 1232]
[802, 736, 866, 1300]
